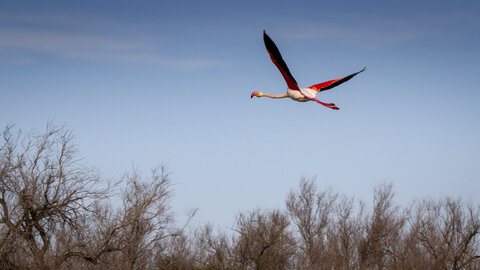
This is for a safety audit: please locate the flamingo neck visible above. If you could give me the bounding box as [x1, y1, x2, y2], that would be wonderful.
[261, 92, 288, 99]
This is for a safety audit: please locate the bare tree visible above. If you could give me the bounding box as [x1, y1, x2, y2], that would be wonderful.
[410, 198, 480, 269]
[82, 166, 184, 270]
[0, 124, 198, 270]
[116, 167, 172, 269]
[0, 123, 108, 269]
[194, 223, 235, 269]
[359, 183, 407, 269]
[233, 209, 295, 270]
[326, 195, 365, 269]
[286, 177, 338, 269]
[154, 230, 197, 270]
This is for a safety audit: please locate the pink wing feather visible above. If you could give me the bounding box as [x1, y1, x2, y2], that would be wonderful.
[263, 31, 300, 91]
[309, 67, 366, 92]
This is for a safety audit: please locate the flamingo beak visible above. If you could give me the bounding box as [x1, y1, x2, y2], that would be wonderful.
[250, 91, 257, 98]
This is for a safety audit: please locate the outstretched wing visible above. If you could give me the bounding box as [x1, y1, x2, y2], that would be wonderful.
[263, 31, 300, 90]
[309, 67, 366, 92]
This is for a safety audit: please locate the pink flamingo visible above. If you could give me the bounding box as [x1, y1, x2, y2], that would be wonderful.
[251, 31, 366, 110]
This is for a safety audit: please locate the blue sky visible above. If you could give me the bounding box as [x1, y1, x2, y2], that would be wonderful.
[1, 0, 480, 227]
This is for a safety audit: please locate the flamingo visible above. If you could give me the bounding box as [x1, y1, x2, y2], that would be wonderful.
[251, 31, 366, 110]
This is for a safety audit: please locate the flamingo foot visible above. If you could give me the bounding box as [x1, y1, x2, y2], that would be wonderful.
[311, 98, 339, 110]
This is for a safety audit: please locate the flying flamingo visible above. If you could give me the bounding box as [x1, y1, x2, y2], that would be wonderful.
[251, 31, 366, 110]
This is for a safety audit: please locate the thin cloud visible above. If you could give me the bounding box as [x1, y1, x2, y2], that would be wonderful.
[0, 11, 126, 30]
[0, 13, 225, 70]
[106, 52, 225, 70]
[277, 21, 422, 49]
[0, 28, 139, 53]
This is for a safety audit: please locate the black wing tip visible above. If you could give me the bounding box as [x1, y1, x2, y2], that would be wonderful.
[360, 66, 367, 72]
[263, 31, 274, 49]
[263, 30, 270, 41]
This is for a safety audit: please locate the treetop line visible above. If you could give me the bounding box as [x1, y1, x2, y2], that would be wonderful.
[1, 123, 479, 269]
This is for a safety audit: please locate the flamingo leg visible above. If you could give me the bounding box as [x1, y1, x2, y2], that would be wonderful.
[311, 98, 340, 110]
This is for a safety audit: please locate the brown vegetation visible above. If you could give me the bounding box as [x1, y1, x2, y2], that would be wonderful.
[1, 124, 479, 269]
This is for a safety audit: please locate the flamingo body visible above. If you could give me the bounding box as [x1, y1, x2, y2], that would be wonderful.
[251, 31, 366, 110]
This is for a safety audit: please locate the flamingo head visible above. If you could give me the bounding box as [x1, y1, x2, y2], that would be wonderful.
[250, 91, 263, 98]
